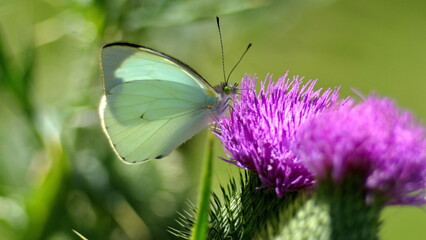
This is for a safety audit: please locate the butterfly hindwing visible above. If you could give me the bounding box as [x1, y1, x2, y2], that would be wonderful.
[106, 80, 211, 121]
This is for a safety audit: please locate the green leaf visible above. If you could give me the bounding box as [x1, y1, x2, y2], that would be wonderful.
[172, 169, 305, 240]
[73, 229, 89, 240]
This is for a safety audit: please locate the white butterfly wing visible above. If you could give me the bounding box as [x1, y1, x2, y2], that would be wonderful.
[101, 43, 213, 92]
[100, 43, 219, 163]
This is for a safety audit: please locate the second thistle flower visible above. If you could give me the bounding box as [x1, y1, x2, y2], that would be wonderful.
[296, 96, 426, 205]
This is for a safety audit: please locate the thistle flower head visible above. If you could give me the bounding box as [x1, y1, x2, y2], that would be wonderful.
[296, 96, 426, 205]
[215, 73, 347, 197]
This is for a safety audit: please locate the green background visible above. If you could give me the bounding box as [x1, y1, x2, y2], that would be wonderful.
[0, 0, 425, 239]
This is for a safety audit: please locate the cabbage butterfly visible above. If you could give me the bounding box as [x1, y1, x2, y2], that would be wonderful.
[99, 43, 238, 163]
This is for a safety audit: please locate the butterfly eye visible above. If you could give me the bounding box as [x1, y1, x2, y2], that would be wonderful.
[223, 85, 233, 95]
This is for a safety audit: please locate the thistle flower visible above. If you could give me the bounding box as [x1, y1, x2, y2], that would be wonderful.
[215, 73, 347, 197]
[296, 96, 426, 205]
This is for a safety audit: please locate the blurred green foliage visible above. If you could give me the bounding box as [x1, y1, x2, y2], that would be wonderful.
[0, 0, 425, 239]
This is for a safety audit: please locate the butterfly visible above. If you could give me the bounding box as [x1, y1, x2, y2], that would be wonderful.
[99, 43, 238, 163]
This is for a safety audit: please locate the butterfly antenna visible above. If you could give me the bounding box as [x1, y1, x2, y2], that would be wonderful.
[226, 43, 252, 83]
[216, 16, 227, 84]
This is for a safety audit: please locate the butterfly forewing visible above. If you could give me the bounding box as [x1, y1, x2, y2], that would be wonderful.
[101, 44, 214, 92]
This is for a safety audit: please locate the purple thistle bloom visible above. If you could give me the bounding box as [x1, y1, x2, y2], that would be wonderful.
[215, 73, 347, 197]
[296, 96, 426, 205]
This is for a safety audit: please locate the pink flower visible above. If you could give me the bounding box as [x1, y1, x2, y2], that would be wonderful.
[215, 73, 347, 197]
[297, 96, 426, 205]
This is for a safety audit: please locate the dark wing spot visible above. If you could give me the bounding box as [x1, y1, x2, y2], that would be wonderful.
[155, 155, 164, 159]
[120, 156, 126, 161]
[140, 113, 145, 119]
[132, 160, 136, 164]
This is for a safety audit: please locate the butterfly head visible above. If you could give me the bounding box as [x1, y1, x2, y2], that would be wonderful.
[210, 82, 238, 115]
[217, 82, 238, 96]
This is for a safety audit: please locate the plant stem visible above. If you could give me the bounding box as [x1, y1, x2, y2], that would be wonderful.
[190, 134, 215, 240]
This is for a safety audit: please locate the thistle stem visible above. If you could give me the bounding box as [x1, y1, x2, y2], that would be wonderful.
[277, 177, 383, 240]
